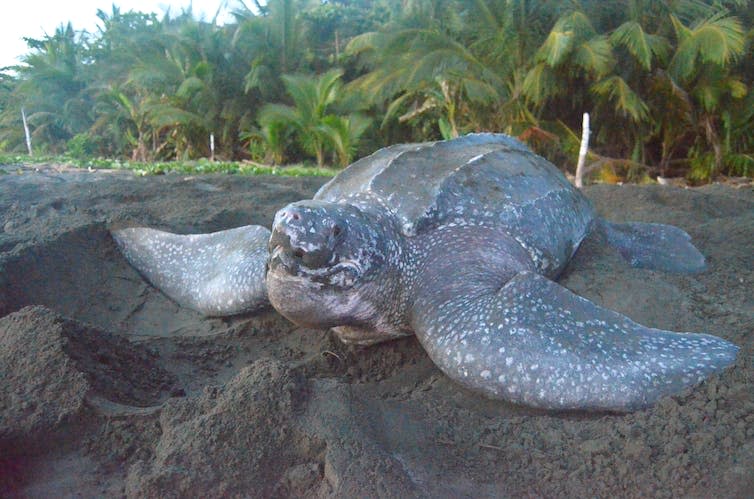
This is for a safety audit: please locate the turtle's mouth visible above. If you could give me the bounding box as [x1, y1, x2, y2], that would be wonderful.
[269, 244, 361, 288]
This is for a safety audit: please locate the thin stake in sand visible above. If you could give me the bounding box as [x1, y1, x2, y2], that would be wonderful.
[575, 112, 590, 188]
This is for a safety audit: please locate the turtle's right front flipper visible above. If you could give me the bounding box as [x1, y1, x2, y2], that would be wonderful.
[112, 225, 270, 316]
[411, 270, 738, 412]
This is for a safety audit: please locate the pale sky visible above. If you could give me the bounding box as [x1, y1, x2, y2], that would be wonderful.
[0, 0, 239, 69]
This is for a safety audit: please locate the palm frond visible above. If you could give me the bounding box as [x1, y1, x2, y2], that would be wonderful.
[320, 113, 371, 166]
[694, 16, 745, 65]
[537, 11, 597, 67]
[670, 14, 746, 81]
[344, 31, 384, 56]
[146, 103, 205, 129]
[383, 92, 417, 126]
[522, 62, 558, 106]
[257, 103, 301, 129]
[592, 76, 650, 123]
[610, 21, 670, 70]
[573, 36, 614, 77]
[537, 29, 574, 67]
[461, 78, 500, 103]
[177, 76, 207, 98]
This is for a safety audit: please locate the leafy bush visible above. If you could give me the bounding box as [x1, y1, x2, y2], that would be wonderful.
[66, 133, 100, 159]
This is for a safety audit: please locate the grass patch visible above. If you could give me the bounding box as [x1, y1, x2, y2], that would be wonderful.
[0, 154, 339, 177]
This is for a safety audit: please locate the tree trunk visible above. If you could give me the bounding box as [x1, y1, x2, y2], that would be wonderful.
[132, 129, 149, 162]
[704, 116, 723, 176]
[441, 80, 459, 138]
[315, 144, 324, 167]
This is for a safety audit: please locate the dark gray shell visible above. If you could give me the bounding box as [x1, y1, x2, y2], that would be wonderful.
[316, 134, 573, 232]
[315, 133, 594, 274]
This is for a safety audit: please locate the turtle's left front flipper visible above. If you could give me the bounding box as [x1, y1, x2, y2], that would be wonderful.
[411, 271, 738, 412]
[112, 225, 270, 316]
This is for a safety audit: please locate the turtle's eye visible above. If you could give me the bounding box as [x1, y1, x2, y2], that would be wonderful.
[332, 224, 342, 237]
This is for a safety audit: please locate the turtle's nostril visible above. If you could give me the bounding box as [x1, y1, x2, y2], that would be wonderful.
[332, 225, 342, 237]
[279, 209, 301, 222]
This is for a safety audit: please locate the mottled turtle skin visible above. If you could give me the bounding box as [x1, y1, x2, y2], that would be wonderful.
[114, 134, 738, 411]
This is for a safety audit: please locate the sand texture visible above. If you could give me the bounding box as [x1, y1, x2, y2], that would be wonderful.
[0, 167, 752, 497]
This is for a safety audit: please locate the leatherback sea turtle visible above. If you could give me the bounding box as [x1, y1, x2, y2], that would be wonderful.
[113, 133, 738, 411]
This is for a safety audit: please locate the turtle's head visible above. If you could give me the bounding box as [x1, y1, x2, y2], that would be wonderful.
[266, 200, 395, 328]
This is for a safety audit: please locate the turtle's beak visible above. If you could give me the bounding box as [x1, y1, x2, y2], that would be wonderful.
[269, 204, 336, 272]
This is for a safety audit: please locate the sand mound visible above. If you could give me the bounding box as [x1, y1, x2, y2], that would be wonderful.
[1, 306, 177, 450]
[0, 170, 751, 497]
[126, 359, 313, 496]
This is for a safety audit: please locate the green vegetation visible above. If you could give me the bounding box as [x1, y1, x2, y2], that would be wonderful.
[0, 1, 752, 182]
[0, 153, 339, 177]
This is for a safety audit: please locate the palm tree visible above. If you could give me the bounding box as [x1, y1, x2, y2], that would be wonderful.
[522, 10, 613, 115]
[241, 120, 290, 165]
[588, 0, 667, 162]
[233, 0, 318, 102]
[1, 24, 92, 153]
[346, 26, 503, 138]
[664, 12, 747, 178]
[258, 69, 369, 166]
[92, 86, 153, 160]
[321, 113, 372, 166]
[344, 1, 565, 141]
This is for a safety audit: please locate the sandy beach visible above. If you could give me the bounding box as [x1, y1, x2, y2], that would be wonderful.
[1, 166, 752, 497]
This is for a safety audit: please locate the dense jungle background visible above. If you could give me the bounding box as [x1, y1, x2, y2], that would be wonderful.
[0, 0, 752, 181]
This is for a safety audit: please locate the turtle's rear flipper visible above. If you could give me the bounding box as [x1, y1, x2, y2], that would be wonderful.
[112, 226, 270, 316]
[599, 219, 706, 273]
[412, 271, 738, 411]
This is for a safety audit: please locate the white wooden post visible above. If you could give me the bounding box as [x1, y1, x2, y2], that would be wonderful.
[21, 107, 32, 156]
[210, 133, 215, 161]
[575, 112, 590, 188]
